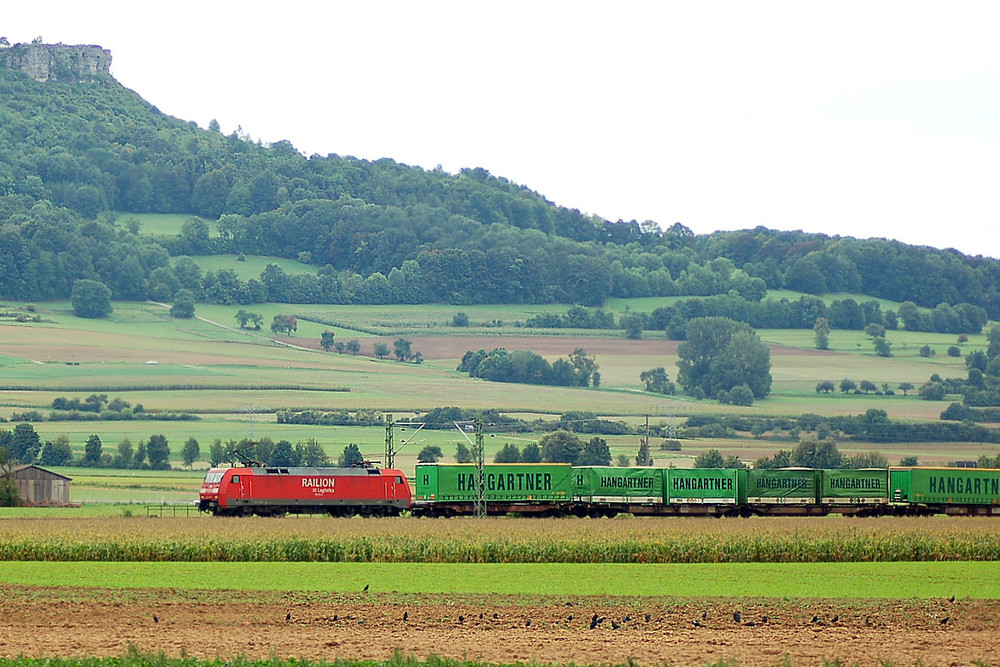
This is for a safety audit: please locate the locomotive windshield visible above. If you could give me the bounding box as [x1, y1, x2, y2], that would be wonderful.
[203, 471, 224, 484]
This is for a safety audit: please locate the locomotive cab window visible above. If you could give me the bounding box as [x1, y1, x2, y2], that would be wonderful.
[204, 472, 224, 484]
[396, 476, 404, 484]
[231, 475, 240, 483]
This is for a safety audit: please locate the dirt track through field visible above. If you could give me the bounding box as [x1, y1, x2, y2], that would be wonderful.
[0, 589, 997, 665]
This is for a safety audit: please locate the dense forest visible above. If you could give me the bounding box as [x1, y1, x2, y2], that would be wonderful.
[2, 65, 1000, 325]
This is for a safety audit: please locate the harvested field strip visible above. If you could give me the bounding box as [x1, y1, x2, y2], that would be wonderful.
[0, 561, 998, 598]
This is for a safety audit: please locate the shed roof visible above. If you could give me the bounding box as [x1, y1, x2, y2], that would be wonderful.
[10, 465, 73, 481]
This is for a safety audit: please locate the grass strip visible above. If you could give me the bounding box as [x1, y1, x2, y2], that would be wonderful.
[0, 561, 997, 598]
[0, 648, 762, 667]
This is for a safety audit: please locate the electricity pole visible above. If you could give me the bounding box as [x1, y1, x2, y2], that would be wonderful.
[384, 414, 394, 469]
[474, 417, 485, 518]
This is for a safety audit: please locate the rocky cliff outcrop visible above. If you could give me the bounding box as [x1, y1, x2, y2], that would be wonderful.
[0, 43, 111, 82]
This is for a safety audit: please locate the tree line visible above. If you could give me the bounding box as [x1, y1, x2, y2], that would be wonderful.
[0, 424, 174, 469]
[457, 348, 600, 387]
[694, 436, 896, 471]
[4, 70, 1000, 316]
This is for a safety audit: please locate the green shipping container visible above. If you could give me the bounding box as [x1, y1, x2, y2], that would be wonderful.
[665, 468, 745, 504]
[821, 469, 889, 504]
[890, 467, 1000, 506]
[415, 463, 574, 502]
[746, 468, 818, 503]
[574, 467, 663, 502]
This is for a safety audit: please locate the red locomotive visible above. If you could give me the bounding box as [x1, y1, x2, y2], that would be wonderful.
[199, 464, 412, 517]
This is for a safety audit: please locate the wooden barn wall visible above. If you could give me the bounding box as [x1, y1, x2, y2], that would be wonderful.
[13, 470, 70, 504]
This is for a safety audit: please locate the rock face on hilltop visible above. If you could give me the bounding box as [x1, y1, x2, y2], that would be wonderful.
[0, 42, 111, 82]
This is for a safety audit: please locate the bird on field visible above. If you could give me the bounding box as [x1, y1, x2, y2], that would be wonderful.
[644, 614, 651, 623]
[285, 612, 291, 622]
[701, 611, 708, 620]
[590, 614, 599, 629]
[610, 620, 620, 630]
[565, 601, 574, 607]
[623, 614, 631, 623]
[493, 613, 499, 619]
[864, 616, 872, 626]
[479, 613, 483, 619]
[733, 611, 741, 623]
[692, 620, 702, 628]
[362, 584, 369, 592]
[761, 616, 769, 624]
[831, 614, 839, 623]
[745, 621, 756, 627]
[940, 617, 950, 625]
[811, 615, 820, 624]
[949, 595, 956, 603]
[403, 612, 408, 622]
[458, 615, 465, 624]
[152, 614, 159, 624]
[333, 615, 339, 621]
[525, 618, 531, 627]
[567, 615, 574, 621]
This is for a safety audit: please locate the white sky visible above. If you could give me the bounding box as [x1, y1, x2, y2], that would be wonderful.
[4, 1, 1000, 258]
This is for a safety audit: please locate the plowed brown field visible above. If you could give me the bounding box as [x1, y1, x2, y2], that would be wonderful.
[1, 588, 997, 666]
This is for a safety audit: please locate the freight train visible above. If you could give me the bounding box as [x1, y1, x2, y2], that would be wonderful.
[199, 462, 1000, 517]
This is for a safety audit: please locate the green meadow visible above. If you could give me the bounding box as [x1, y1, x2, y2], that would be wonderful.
[0, 561, 994, 598]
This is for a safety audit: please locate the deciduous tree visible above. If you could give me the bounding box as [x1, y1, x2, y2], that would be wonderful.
[493, 443, 521, 463]
[71, 279, 112, 319]
[578, 437, 612, 466]
[539, 430, 581, 464]
[83, 434, 103, 467]
[339, 443, 364, 467]
[181, 437, 200, 468]
[676, 317, 772, 400]
[417, 445, 443, 463]
[146, 434, 171, 470]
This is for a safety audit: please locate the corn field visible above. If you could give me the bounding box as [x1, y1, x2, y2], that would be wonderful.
[0, 516, 997, 563]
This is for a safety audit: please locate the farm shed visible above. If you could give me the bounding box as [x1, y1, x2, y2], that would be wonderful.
[11, 465, 71, 504]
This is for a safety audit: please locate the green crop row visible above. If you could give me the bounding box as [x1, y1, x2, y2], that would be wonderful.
[0, 648, 759, 667]
[2, 530, 999, 563]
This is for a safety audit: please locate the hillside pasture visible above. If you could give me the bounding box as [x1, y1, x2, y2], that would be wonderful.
[184, 254, 319, 280]
[125, 213, 216, 237]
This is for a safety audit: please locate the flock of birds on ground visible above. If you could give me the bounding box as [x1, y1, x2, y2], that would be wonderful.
[266, 587, 957, 630]
[150, 588, 958, 629]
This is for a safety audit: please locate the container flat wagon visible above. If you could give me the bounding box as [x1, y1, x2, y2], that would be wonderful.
[890, 467, 1000, 515]
[664, 468, 746, 516]
[413, 463, 575, 517]
[572, 466, 664, 517]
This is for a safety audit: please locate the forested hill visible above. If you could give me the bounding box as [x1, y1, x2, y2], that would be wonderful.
[1, 46, 1000, 321]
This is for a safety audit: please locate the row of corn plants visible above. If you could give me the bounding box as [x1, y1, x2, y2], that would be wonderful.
[1, 527, 999, 562]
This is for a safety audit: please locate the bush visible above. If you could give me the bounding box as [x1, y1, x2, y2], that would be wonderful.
[919, 381, 946, 401]
[730, 384, 755, 406]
